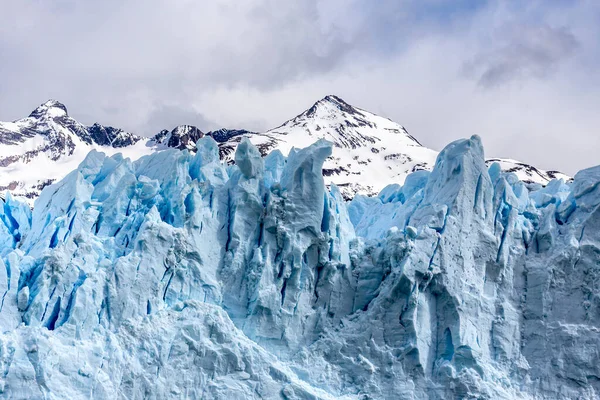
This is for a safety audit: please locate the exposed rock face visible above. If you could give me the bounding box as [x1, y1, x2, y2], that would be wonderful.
[0, 135, 597, 399]
[87, 123, 141, 148]
[206, 128, 251, 143]
[151, 125, 204, 151]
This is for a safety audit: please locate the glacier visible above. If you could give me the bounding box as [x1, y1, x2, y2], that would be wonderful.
[0, 134, 599, 399]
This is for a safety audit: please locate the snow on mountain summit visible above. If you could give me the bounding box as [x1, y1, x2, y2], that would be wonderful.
[28, 99, 69, 119]
[276, 94, 423, 148]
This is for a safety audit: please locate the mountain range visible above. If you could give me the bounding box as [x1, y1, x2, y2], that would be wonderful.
[0, 96, 569, 203]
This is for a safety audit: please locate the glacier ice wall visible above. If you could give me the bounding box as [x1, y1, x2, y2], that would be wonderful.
[0, 135, 599, 399]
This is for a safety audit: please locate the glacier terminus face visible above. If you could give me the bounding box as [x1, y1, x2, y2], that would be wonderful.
[0, 134, 599, 399]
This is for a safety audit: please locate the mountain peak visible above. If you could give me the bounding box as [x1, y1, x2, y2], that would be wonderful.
[28, 99, 68, 119]
[306, 94, 358, 117]
[321, 95, 358, 112]
[321, 94, 349, 105]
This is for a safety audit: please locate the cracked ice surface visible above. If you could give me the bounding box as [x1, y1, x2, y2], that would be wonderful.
[0, 135, 599, 399]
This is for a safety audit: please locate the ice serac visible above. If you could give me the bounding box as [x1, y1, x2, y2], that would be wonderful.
[0, 134, 599, 399]
[222, 138, 354, 352]
[343, 136, 600, 398]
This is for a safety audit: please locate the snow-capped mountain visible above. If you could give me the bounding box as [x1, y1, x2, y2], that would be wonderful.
[218, 95, 439, 199]
[0, 101, 254, 201]
[0, 100, 154, 199]
[0, 97, 570, 203]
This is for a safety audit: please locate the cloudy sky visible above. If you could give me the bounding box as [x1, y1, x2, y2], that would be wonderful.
[0, 0, 598, 174]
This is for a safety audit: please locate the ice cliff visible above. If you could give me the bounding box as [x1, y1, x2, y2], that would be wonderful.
[0, 135, 598, 399]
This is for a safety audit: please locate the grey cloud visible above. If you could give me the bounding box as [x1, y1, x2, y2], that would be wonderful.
[0, 0, 451, 96]
[0, 0, 449, 130]
[466, 24, 579, 87]
[140, 105, 221, 136]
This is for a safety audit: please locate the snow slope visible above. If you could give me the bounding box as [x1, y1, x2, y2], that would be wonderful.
[0, 135, 598, 399]
[0, 97, 570, 203]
